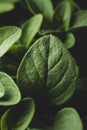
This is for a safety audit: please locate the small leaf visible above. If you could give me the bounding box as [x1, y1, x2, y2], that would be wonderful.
[53, 0, 72, 31]
[17, 35, 78, 105]
[21, 14, 43, 48]
[0, 26, 22, 57]
[1, 98, 35, 130]
[26, 0, 54, 22]
[0, 72, 21, 106]
[70, 10, 87, 30]
[51, 108, 83, 130]
[0, 2, 14, 14]
[64, 33, 75, 49]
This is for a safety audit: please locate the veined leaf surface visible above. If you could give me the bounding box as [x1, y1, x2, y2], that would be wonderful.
[0, 72, 21, 106]
[0, 26, 22, 57]
[17, 35, 78, 105]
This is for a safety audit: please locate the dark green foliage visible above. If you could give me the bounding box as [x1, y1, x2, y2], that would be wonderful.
[0, 0, 87, 130]
[17, 35, 78, 105]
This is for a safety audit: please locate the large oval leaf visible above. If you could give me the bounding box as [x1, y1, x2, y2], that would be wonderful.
[21, 14, 43, 48]
[1, 98, 35, 130]
[51, 108, 83, 130]
[0, 26, 22, 57]
[17, 35, 78, 105]
[26, 0, 54, 22]
[0, 2, 14, 14]
[0, 72, 21, 106]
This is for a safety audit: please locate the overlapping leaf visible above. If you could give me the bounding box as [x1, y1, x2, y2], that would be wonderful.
[64, 33, 75, 49]
[27, 108, 83, 130]
[26, 0, 54, 22]
[21, 14, 43, 48]
[51, 107, 83, 130]
[70, 10, 87, 30]
[53, 0, 72, 31]
[17, 35, 78, 105]
[1, 98, 35, 130]
[0, 2, 14, 14]
[0, 26, 22, 57]
[0, 72, 21, 106]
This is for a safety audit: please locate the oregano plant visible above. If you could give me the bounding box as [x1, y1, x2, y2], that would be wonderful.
[0, 0, 87, 130]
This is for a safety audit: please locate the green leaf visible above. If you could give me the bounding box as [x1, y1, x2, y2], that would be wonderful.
[51, 108, 83, 130]
[1, 98, 35, 130]
[26, 0, 54, 22]
[64, 33, 75, 49]
[0, 26, 22, 57]
[70, 10, 87, 30]
[21, 14, 43, 49]
[53, 0, 72, 31]
[17, 35, 78, 105]
[39, 0, 80, 35]
[0, 72, 21, 106]
[0, 2, 14, 14]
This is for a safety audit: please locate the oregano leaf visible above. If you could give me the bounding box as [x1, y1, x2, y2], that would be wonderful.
[1, 98, 35, 130]
[0, 2, 14, 14]
[70, 10, 87, 30]
[64, 33, 75, 49]
[0, 72, 21, 106]
[53, 0, 72, 31]
[21, 14, 43, 49]
[26, 0, 54, 22]
[51, 108, 83, 130]
[17, 35, 78, 105]
[0, 26, 22, 57]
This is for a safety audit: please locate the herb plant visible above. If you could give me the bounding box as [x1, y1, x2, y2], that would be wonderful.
[0, 0, 87, 130]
